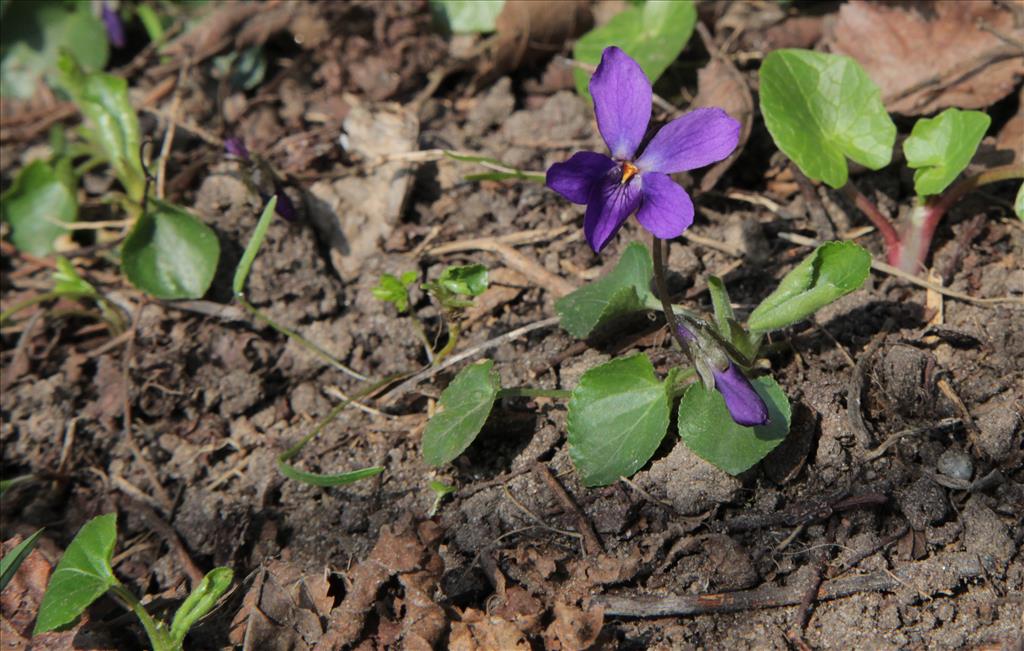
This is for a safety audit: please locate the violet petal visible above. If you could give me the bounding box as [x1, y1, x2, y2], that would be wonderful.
[102, 3, 126, 49]
[636, 172, 694, 239]
[714, 362, 770, 427]
[546, 151, 616, 204]
[583, 171, 643, 253]
[589, 46, 652, 161]
[636, 108, 740, 174]
[224, 137, 250, 160]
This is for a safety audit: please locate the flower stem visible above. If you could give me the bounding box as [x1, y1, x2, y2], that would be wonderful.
[650, 235, 693, 361]
[840, 182, 902, 264]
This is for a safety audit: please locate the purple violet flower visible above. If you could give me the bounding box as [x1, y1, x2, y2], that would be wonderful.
[675, 323, 769, 427]
[102, 3, 126, 49]
[224, 137, 251, 160]
[547, 47, 740, 253]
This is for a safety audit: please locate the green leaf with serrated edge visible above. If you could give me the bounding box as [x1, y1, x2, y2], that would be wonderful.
[233, 196, 276, 296]
[34, 513, 118, 634]
[57, 53, 144, 201]
[1, 528, 44, 592]
[430, 0, 504, 33]
[422, 360, 502, 466]
[0, 160, 77, 256]
[904, 108, 991, 197]
[1, 1, 108, 99]
[170, 567, 233, 645]
[573, 0, 696, 100]
[678, 376, 790, 475]
[567, 354, 673, 487]
[760, 49, 896, 189]
[122, 200, 221, 300]
[747, 241, 871, 333]
[437, 264, 489, 297]
[556, 241, 655, 339]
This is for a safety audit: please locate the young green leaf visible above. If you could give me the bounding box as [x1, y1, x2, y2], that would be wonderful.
[169, 567, 233, 646]
[1, 528, 44, 592]
[428, 480, 456, 517]
[0, 1, 108, 99]
[1015, 182, 1024, 221]
[233, 196, 277, 296]
[747, 241, 871, 333]
[0, 159, 77, 256]
[34, 513, 119, 634]
[567, 354, 673, 487]
[573, 1, 696, 100]
[276, 459, 384, 487]
[430, 0, 505, 33]
[556, 241, 655, 338]
[904, 108, 991, 197]
[422, 360, 502, 466]
[53, 256, 98, 297]
[437, 264, 489, 297]
[372, 271, 418, 313]
[759, 49, 896, 189]
[122, 201, 221, 300]
[678, 376, 790, 475]
[57, 53, 145, 201]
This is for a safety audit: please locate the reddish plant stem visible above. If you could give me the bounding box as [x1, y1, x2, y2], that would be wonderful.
[840, 182, 902, 264]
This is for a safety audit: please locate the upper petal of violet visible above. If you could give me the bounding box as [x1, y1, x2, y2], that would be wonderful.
[583, 170, 643, 253]
[590, 47, 652, 161]
[635, 172, 694, 239]
[546, 151, 616, 205]
[636, 107, 740, 174]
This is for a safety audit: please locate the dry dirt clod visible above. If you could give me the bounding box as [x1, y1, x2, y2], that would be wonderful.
[896, 476, 948, 531]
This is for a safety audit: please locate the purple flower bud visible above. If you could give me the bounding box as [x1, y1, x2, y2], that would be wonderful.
[272, 185, 298, 222]
[675, 322, 770, 427]
[102, 3, 126, 49]
[224, 137, 250, 160]
[713, 360, 770, 427]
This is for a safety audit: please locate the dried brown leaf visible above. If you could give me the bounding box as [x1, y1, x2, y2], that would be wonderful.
[828, 0, 1024, 115]
[450, 609, 531, 651]
[482, 0, 592, 83]
[543, 601, 605, 651]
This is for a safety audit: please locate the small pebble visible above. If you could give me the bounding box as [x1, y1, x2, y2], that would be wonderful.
[936, 449, 973, 482]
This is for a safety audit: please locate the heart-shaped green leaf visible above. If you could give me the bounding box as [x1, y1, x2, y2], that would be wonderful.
[759, 49, 896, 188]
[0, 159, 77, 256]
[34, 513, 119, 634]
[122, 201, 220, 300]
[678, 376, 790, 475]
[747, 241, 871, 333]
[422, 360, 502, 466]
[556, 241, 655, 338]
[170, 567, 234, 645]
[573, 1, 696, 100]
[567, 354, 673, 487]
[904, 108, 991, 197]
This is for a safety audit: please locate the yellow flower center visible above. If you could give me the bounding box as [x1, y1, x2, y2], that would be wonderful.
[619, 161, 639, 185]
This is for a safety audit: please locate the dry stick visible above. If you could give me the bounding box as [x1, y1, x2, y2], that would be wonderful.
[593, 553, 986, 618]
[429, 237, 577, 296]
[533, 462, 602, 555]
[155, 62, 188, 200]
[378, 316, 561, 405]
[863, 417, 965, 461]
[777, 232, 1024, 306]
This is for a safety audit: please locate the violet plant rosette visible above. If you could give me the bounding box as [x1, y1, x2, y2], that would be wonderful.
[546, 46, 740, 253]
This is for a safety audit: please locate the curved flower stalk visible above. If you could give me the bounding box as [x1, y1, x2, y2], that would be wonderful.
[547, 46, 740, 252]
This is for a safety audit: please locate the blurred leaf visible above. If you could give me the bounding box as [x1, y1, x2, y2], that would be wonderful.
[57, 54, 145, 202]
[0, 474, 36, 497]
[233, 196, 276, 296]
[430, 0, 505, 33]
[422, 360, 501, 466]
[760, 49, 895, 188]
[1, 528, 44, 592]
[556, 241, 654, 338]
[0, 1, 108, 99]
[573, 0, 696, 100]
[678, 376, 791, 475]
[0, 159, 77, 255]
[567, 354, 673, 486]
[135, 4, 165, 44]
[904, 108, 991, 196]
[122, 201, 220, 300]
[372, 271, 418, 313]
[170, 567, 233, 645]
[748, 241, 871, 333]
[437, 264, 489, 297]
[34, 514, 118, 634]
[52, 256, 97, 297]
[1015, 182, 1023, 221]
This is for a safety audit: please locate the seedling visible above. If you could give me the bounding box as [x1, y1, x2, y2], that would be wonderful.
[33, 514, 232, 651]
[1, 528, 44, 591]
[759, 48, 1023, 273]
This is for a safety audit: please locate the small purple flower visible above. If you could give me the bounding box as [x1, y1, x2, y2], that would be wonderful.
[547, 47, 740, 253]
[102, 3, 126, 49]
[224, 137, 251, 160]
[676, 323, 769, 427]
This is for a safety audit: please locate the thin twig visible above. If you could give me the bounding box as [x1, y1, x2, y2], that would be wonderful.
[533, 462, 602, 555]
[862, 418, 963, 461]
